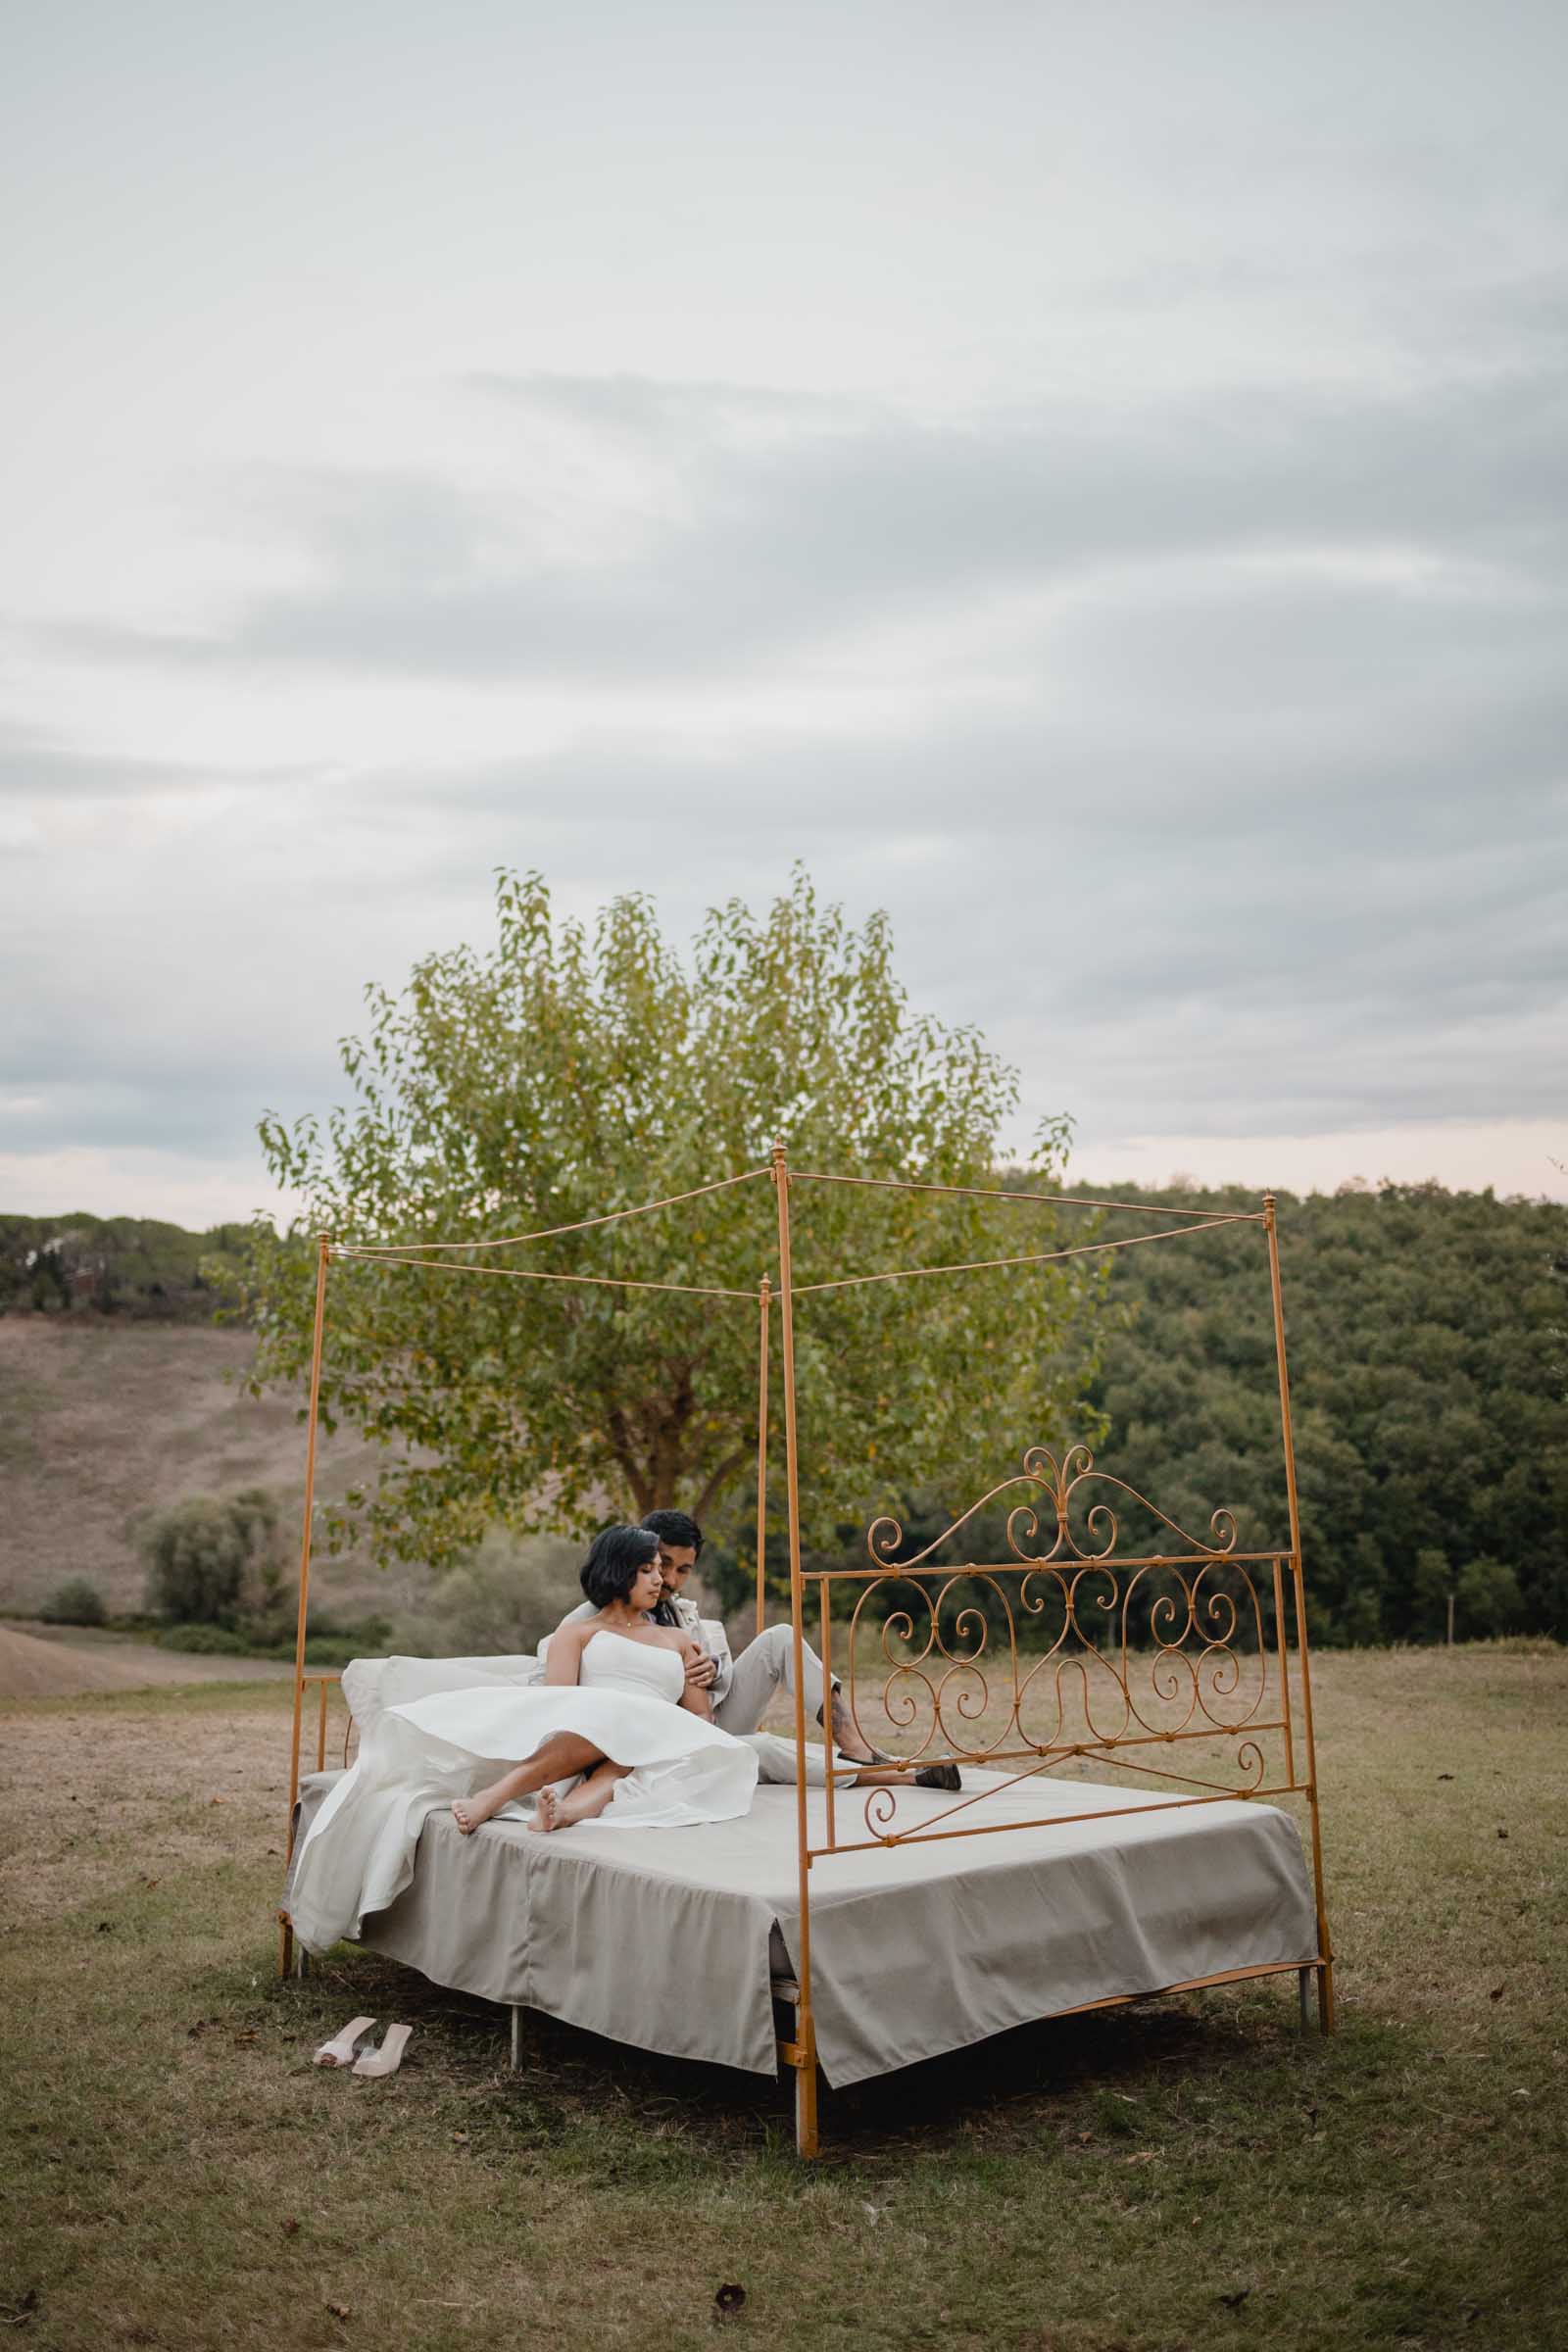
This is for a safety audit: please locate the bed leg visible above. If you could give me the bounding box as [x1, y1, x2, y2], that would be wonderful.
[1298, 1967, 1311, 2034]
[294, 1941, 310, 1982]
[509, 2005, 523, 2071]
[1317, 1960, 1336, 2034]
[795, 2060, 819, 2160]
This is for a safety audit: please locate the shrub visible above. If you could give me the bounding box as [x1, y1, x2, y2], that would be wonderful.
[136, 1488, 286, 1629]
[391, 1528, 582, 1658]
[39, 1577, 108, 1627]
[156, 1623, 251, 1655]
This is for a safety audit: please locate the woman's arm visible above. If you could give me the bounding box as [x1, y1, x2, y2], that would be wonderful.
[543, 1624, 591, 1688]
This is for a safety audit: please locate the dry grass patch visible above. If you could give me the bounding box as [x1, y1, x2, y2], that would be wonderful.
[2, 1649, 1565, 2352]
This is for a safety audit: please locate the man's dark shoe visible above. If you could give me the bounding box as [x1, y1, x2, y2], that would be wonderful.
[820, 1693, 891, 1768]
[914, 1763, 962, 1791]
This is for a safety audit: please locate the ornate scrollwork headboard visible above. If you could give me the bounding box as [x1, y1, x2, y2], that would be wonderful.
[812, 1444, 1304, 1852]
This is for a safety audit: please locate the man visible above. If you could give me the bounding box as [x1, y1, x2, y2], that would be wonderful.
[563, 1507, 958, 1790]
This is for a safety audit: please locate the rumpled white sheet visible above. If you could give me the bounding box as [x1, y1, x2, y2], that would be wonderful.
[287, 1658, 758, 1953]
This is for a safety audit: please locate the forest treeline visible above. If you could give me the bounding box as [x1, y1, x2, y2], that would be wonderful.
[0, 1214, 250, 1320]
[7, 1183, 1565, 1645]
[1072, 1181, 1567, 1646]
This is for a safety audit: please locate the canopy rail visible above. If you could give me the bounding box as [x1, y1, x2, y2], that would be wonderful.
[790, 1212, 1258, 1297]
[333, 1165, 772, 1255]
[789, 1169, 1262, 1221]
[330, 1246, 758, 1300]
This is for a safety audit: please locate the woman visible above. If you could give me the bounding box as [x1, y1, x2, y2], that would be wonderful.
[452, 1523, 736, 1834]
[285, 1526, 757, 1953]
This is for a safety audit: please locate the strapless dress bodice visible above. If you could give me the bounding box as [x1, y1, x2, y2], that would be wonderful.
[577, 1628, 684, 1702]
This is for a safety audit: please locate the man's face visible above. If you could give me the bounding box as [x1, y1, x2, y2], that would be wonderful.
[656, 1542, 699, 1602]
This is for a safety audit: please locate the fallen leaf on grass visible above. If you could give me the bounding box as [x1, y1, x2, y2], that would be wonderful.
[1217, 2287, 1252, 2310]
[137, 1875, 160, 1890]
[0, 2285, 40, 2326]
[95, 1922, 111, 1935]
[209, 1795, 227, 1807]
[1490, 1985, 1505, 2001]
[713, 2283, 746, 2320]
[281, 2220, 300, 2238]
[1496, 1827, 1508, 1839]
[1119, 2151, 1157, 2166]
[325, 2304, 352, 2323]
[1437, 1772, 1454, 1782]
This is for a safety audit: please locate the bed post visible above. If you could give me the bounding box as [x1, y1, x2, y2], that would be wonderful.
[756, 1275, 770, 1637]
[771, 1142, 819, 2157]
[279, 1232, 331, 1980]
[1264, 1194, 1335, 2033]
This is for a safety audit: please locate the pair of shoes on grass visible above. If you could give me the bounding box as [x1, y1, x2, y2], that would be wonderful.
[313, 2017, 413, 2077]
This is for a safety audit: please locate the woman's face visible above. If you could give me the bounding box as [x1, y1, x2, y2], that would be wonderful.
[626, 1556, 663, 1614]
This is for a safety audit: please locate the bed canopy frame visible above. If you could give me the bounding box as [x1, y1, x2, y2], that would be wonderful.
[279, 1144, 1334, 2156]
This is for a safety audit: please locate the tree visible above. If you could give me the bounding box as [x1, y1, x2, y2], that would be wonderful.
[240, 869, 1106, 1577]
[137, 1489, 284, 1627]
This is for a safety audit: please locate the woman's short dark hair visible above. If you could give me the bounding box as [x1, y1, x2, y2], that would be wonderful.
[580, 1523, 661, 1609]
[641, 1507, 704, 1558]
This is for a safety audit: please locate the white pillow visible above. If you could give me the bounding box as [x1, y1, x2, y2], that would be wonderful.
[339, 1652, 546, 1742]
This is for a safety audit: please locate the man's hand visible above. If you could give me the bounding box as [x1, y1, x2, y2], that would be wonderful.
[684, 1649, 719, 1691]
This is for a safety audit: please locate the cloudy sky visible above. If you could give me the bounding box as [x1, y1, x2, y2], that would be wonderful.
[3, 0, 1564, 1225]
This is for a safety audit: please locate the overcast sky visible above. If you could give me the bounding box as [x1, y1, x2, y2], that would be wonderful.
[3, 0, 1564, 1225]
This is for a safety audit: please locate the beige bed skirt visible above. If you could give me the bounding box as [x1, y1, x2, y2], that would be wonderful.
[286, 1770, 1318, 2086]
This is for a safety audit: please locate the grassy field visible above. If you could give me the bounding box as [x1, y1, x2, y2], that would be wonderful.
[2, 1644, 1565, 2352]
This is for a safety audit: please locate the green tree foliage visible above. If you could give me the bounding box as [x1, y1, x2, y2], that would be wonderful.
[390, 1530, 583, 1657]
[136, 1489, 287, 1630]
[0, 1215, 251, 1321]
[239, 870, 1105, 1576]
[1080, 1181, 1568, 1643]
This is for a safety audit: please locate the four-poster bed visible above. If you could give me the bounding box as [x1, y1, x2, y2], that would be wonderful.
[278, 1145, 1334, 2157]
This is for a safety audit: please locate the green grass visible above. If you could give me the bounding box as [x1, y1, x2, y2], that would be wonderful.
[2, 1648, 1565, 2350]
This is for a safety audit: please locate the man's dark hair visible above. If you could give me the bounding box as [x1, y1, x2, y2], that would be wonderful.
[641, 1507, 704, 1558]
[580, 1523, 661, 1609]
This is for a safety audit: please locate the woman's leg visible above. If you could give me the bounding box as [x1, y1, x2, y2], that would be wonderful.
[452, 1733, 606, 1834]
[530, 1760, 631, 1835]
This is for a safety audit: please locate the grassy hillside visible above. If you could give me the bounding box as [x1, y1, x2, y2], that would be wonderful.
[0, 1318, 411, 1622]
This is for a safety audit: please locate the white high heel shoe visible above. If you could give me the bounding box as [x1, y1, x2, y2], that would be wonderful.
[352, 2023, 413, 2080]
[313, 2016, 377, 2068]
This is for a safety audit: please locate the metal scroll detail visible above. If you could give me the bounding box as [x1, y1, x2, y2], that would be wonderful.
[841, 1446, 1288, 1844]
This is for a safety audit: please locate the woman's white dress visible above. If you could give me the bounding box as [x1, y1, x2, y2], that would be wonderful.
[286, 1629, 759, 1952]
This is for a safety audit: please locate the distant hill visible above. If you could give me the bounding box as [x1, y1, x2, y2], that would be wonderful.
[1073, 1179, 1568, 1644]
[0, 1316, 405, 1622]
[4, 1184, 1564, 1643]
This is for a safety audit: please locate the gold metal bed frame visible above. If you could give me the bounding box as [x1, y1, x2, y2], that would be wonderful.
[278, 1148, 1334, 2157]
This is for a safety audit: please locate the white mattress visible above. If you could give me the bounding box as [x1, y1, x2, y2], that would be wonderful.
[288, 1766, 1319, 2086]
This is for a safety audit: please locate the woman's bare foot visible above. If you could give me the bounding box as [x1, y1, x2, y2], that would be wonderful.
[528, 1787, 562, 1836]
[452, 1780, 513, 1836]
